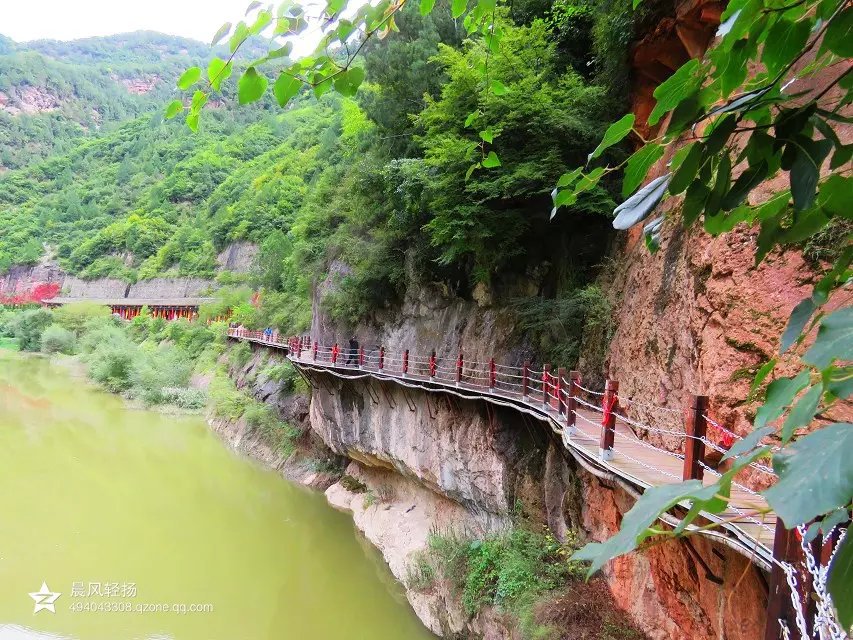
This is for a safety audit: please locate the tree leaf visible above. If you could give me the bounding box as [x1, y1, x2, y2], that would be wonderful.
[465, 162, 481, 180]
[721, 426, 773, 463]
[828, 533, 853, 631]
[822, 6, 853, 57]
[764, 423, 853, 527]
[755, 370, 810, 429]
[250, 9, 273, 34]
[211, 22, 232, 46]
[622, 143, 664, 197]
[333, 67, 365, 97]
[572, 481, 705, 575]
[245, 0, 262, 14]
[163, 100, 183, 119]
[790, 137, 833, 211]
[721, 159, 768, 210]
[420, 0, 436, 15]
[273, 73, 302, 107]
[670, 143, 703, 195]
[482, 151, 501, 168]
[750, 358, 777, 394]
[588, 114, 635, 163]
[229, 21, 250, 54]
[190, 90, 207, 111]
[557, 168, 582, 188]
[803, 307, 853, 369]
[490, 79, 507, 96]
[479, 128, 494, 143]
[649, 59, 701, 126]
[763, 18, 811, 76]
[186, 111, 200, 132]
[237, 67, 268, 105]
[781, 297, 816, 353]
[451, 0, 467, 18]
[613, 175, 670, 230]
[177, 66, 201, 90]
[781, 384, 822, 441]
[207, 58, 233, 92]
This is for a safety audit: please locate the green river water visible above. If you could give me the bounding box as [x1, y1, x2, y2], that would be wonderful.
[0, 352, 435, 640]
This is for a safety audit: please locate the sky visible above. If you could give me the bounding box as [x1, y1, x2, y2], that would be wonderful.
[0, 0, 316, 46]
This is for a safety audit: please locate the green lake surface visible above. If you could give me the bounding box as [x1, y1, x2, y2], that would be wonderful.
[0, 352, 434, 640]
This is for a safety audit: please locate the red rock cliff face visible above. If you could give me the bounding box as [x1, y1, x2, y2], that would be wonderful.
[580, 471, 767, 640]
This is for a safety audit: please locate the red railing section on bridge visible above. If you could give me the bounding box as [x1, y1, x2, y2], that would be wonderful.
[226, 328, 773, 487]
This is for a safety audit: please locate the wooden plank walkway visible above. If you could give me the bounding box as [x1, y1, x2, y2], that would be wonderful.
[230, 332, 777, 565]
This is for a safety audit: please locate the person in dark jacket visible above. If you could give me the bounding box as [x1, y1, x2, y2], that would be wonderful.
[346, 336, 359, 365]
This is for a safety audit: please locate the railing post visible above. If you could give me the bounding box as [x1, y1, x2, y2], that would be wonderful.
[599, 379, 618, 461]
[403, 349, 409, 377]
[764, 520, 806, 640]
[489, 358, 496, 390]
[429, 350, 436, 379]
[313, 341, 318, 361]
[297, 337, 303, 359]
[566, 371, 580, 435]
[556, 367, 566, 415]
[359, 346, 365, 368]
[522, 361, 530, 398]
[683, 394, 709, 481]
[542, 364, 551, 407]
[456, 351, 463, 386]
[379, 347, 385, 371]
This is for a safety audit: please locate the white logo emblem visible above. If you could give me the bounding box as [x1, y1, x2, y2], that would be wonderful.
[29, 582, 61, 614]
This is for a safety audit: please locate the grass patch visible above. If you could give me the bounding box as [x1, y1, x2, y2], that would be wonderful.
[243, 401, 302, 456]
[0, 336, 19, 350]
[410, 524, 587, 638]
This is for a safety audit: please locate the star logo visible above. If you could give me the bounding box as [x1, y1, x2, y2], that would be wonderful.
[29, 582, 61, 614]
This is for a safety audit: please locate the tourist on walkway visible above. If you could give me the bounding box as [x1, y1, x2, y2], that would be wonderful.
[346, 336, 359, 366]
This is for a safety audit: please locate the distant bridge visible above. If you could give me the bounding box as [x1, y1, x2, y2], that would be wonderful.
[45, 297, 214, 320]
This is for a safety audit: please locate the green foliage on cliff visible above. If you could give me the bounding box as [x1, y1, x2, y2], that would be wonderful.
[410, 524, 586, 638]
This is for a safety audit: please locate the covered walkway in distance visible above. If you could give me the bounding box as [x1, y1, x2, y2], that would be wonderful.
[45, 297, 214, 320]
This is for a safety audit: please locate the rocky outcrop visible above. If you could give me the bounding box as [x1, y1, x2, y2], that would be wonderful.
[216, 242, 258, 272]
[0, 241, 258, 300]
[0, 85, 62, 116]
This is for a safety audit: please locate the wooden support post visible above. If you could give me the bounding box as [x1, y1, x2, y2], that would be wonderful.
[557, 367, 566, 415]
[313, 341, 318, 361]
[429, 350, 436, 379]
[456, 351, 463, 385]
[599, 379, 618, 461]
[379, 347, 385, 371]
[764, 520, 805, 640]
[489, 358, 496, 390]
[403, 349, 409, 376]
[683, 394, 709, 481]
[542, 364, 552, 407]
[359, 346, 365, 368]
[566, 371, 580, 434]
[522, 361, 530, 398]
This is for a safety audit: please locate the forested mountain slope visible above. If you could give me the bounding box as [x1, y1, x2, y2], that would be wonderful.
[0, 31, 266, 170]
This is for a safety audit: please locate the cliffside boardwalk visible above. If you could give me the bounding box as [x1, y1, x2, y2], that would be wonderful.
[226, 328, 836, 640]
